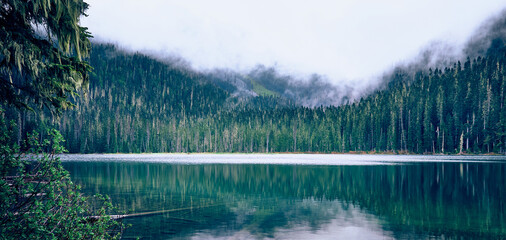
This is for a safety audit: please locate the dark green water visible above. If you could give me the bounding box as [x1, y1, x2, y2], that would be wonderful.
[62, 154, 506, 239]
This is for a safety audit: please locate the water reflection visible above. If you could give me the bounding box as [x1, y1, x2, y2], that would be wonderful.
[63, 159, 506, 239]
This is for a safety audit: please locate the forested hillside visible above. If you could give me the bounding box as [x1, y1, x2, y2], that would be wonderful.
[55, 44, 295, 152]
[3, 38, 505, 154]
[45, 41, 505, 154]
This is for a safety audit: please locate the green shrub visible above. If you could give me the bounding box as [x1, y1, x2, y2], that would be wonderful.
[0, 111, 123, 239]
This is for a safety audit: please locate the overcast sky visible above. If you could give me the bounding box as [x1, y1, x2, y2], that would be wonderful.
[81, 0, 506, 84]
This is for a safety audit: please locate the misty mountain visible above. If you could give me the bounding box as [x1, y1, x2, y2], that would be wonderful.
[81, 9, 506, 111]
[199, 9, 506, 107]
[86, 42, 357, 109]
[4, 8, 506, 154]
[203, 66, 356, 107]
[50, 43, 505, 153]
[374, 9, 506, 93]
[464, 9, 506, 59]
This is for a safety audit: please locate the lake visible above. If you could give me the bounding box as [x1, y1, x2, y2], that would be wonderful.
[60, 154, 506, 239]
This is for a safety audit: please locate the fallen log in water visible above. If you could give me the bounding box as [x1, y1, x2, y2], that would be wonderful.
[87, 203, 222, 221]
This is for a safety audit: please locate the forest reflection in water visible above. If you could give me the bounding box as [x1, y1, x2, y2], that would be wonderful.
[63, 156, 506, 239]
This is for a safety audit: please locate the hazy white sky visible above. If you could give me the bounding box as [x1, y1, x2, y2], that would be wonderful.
[81, 0, 506, 84]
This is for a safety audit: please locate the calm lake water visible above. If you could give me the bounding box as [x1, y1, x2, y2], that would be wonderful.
[60, 154, 506, 239]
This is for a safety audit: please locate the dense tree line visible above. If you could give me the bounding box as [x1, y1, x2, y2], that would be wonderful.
[6, 43, 506, 154]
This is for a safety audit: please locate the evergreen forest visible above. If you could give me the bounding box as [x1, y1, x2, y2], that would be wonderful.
[4, 40, 504, 154]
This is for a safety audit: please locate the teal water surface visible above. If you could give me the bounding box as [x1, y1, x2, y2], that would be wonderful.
[61, 154, 506, 239]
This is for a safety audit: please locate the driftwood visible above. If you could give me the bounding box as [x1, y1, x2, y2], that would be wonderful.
[3, 175, 49, 184]
[3, 175, 50, 198]
[86, 203, 222, 222]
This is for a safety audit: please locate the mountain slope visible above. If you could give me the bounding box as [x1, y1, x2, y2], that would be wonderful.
[4, 12, 506, 154]
[51, 41, 506, 153]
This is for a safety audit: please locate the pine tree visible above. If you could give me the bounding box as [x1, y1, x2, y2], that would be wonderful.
[1, 0, 92, 113]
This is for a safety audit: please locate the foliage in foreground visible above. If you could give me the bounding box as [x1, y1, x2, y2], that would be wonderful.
[0, 111, 122, 239]
[1, 0, 124, 238]
[0, 0, 92, 113]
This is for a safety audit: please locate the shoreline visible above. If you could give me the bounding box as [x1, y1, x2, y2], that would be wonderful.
[59, 151, 505, 156]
